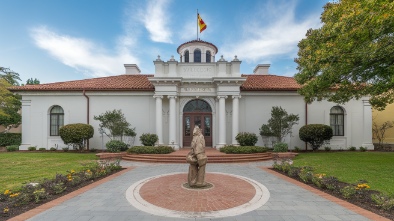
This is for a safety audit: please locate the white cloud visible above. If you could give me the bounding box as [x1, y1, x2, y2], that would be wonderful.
[221, 1, 321, 63]
[30, 26, 139, 77]
[139, 0, 173, 43]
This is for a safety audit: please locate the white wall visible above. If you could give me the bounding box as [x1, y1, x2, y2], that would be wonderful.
[239, 92, 372, 150]
[19, 90, 372, 151]
[240, 92, 306, 149]
[19, 91, 155, 150]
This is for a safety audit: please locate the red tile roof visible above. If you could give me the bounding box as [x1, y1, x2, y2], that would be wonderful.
[9, 75, 155, 92]
[8, 74, 300, 92]
[241, 74, 300, 91]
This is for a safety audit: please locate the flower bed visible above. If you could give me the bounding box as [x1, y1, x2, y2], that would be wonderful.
[0, 159, 123, 220]
[272, 159, 394, 220]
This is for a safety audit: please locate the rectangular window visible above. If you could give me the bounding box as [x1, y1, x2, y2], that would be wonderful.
[50, 114, 64, 136]
[330, 114, 344, 136]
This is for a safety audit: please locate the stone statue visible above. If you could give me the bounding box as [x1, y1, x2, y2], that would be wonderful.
[186, 126, 208, 187]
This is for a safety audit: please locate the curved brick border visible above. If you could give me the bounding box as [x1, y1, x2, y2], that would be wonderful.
[126, 172, 270, 219]
[261, 167, 391, 221]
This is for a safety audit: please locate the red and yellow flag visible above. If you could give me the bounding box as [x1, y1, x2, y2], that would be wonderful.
[198, 13, 207, 33]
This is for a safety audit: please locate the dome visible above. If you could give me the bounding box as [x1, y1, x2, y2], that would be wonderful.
[177, 40, 218, 63]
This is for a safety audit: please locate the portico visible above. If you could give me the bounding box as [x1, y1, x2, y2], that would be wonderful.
[149, 40, 244, 149]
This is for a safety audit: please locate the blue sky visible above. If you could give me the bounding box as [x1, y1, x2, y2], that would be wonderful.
[0, 0, 329, 84]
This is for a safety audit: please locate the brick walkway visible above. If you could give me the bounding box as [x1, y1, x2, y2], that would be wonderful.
[14, 161, 388, 221]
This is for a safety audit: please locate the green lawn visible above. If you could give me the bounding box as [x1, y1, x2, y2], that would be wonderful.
[0, 152, 98, 192]
[292, 152, 394, 196]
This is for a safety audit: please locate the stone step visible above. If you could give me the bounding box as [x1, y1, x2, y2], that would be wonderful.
[122, 152, 272, 163]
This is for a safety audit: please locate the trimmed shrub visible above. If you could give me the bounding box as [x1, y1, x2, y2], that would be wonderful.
[106, 140, 128, 153]
[299, 124, 333, 150]
[62, 147, 69, 152]
[28, 146, 37, 151]
[139, 133, 158, 146]
[59, 123, 94, 150]
[6, 145, 19, 152]
[359, 146, 367, 152]
[50, 147, 57, 151]
[235, 132, 258, 146]
[0, 133, 21, 146]
[127, 146, 174, 154]
[324, 146, 331, 151]
[273, 142, 288, 152]
[39, 148, 46, 151]
[348, 146, 356, 151]
[219, 145, 268, 154]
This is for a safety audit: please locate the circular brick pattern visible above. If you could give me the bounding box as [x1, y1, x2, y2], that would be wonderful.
[140, 173, 255, 212]
[126, 172, 270, 218]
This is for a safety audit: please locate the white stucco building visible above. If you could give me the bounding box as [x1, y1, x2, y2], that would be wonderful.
[10, 40, 374, 151]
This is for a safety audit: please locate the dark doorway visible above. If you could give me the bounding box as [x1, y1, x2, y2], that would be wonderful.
[183, 99, 212, 147]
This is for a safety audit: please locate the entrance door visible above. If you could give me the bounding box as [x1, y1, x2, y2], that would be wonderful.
[182, 99, 213, 147]
[183, 113, 212, 147]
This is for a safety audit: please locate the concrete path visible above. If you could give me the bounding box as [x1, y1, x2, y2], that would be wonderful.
[26, 161, 375, 221]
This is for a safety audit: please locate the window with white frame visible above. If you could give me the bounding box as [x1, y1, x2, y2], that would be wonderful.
[330, 106, 344, 136]
[50, 106, 64, 136]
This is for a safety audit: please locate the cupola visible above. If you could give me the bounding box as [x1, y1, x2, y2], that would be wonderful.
[176, 40, 218, 63]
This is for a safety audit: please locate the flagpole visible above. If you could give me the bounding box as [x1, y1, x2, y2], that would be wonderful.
[197, 9, 199, 40]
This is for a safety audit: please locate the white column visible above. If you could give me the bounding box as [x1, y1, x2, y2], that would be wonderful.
[153, 95, 163, 145]
[232, 95, 241, 145]
[168, 95, 178, 149]
[19, 100, 32, 150]
[362, 100, 374, 150]
[217, 96, 227, 148]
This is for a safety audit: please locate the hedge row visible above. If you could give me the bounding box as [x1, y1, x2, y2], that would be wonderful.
[0, 133, 21, 147]
[127, 146, 174, 154]
[220, 145, 268, 154]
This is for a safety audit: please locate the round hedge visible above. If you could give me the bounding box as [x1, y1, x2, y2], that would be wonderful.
[299, 124, 333, 150]
[59, 123, 94, 150]
[139, 133, 159, 146]
[106, 140, 128, 153]
[235, 132, 258, 146]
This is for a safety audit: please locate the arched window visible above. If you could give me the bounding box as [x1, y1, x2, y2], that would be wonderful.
[194, 49, 201, 63]
[330, 106, 344, 136]
[206, 51, 211, 63]
[184, 50, 189, 63]
[183, 99, 212, 112]
[50, 106, 64, 136]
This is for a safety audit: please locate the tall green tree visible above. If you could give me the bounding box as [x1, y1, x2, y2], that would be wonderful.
[295, 0, 394, 110]
[0, 67, 21, 86]
[0, 67, 22, 132]
[0, 79, 21, 131]
[259, 106, 299, 142]
[26, 78, 40, 85]
[93, 109, 136, 140]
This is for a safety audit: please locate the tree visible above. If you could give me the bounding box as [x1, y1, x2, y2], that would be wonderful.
[0, 79, 21, 132]
[294, 0, 394, 111]
[26, 78, 40, 85]
[299, 124, 333, 151]
[0, 67, 21, 86]
[59, 123, 94, 151]
[372, 120, 394, 148]
[259, 106, 299, 142]
[93, 109, 136, 141]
